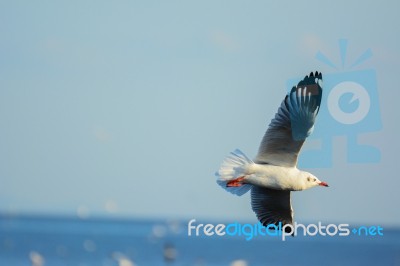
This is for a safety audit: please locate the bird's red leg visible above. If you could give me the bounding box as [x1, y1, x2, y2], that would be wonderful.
[226, 176, 245, 187]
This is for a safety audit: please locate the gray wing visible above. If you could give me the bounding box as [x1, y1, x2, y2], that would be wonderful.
[254, 71, 323, 167]
[251, 186, 293, 228]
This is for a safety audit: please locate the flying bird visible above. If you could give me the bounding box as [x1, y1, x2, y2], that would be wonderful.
[216, 71, 328, 230]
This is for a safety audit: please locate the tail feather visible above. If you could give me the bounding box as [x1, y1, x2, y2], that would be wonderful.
[215, 149, 253, 196]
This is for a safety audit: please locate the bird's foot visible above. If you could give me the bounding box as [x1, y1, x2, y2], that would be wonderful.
[226, 176, 245, 187]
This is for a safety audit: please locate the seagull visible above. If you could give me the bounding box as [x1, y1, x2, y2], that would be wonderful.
[216, 71, 328, 230]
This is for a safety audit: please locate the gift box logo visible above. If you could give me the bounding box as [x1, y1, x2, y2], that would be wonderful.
[287, 39, 381, 167]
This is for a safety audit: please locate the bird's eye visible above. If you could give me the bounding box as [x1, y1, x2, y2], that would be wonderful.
[313, 178, 316, 182]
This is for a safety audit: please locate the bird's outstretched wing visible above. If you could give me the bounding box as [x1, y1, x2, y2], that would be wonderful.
[251, 186, 293, 230]
[254, 71, 323, 167]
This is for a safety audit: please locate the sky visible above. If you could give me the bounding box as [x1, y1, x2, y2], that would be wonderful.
[0, 1, 399, 226]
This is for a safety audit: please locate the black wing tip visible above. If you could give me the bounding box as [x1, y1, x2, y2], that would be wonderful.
[290, 71, 323, 95]
[308, 71, 322, 78]
[260, 221, 294, 235]
[298, 71, 322, 86]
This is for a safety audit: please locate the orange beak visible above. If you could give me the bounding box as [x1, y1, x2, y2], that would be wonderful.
[319, 181, 329, 187]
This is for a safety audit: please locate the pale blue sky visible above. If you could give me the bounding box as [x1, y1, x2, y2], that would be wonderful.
[1, 1, 399, 226]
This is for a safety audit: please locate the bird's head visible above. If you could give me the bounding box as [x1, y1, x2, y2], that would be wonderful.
[301, 172, 329, 189]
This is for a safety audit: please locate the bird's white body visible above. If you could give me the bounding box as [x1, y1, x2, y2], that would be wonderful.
[244, 164, 306, 191]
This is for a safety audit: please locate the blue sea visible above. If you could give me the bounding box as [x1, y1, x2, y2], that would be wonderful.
[1, 214, 399, 266]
